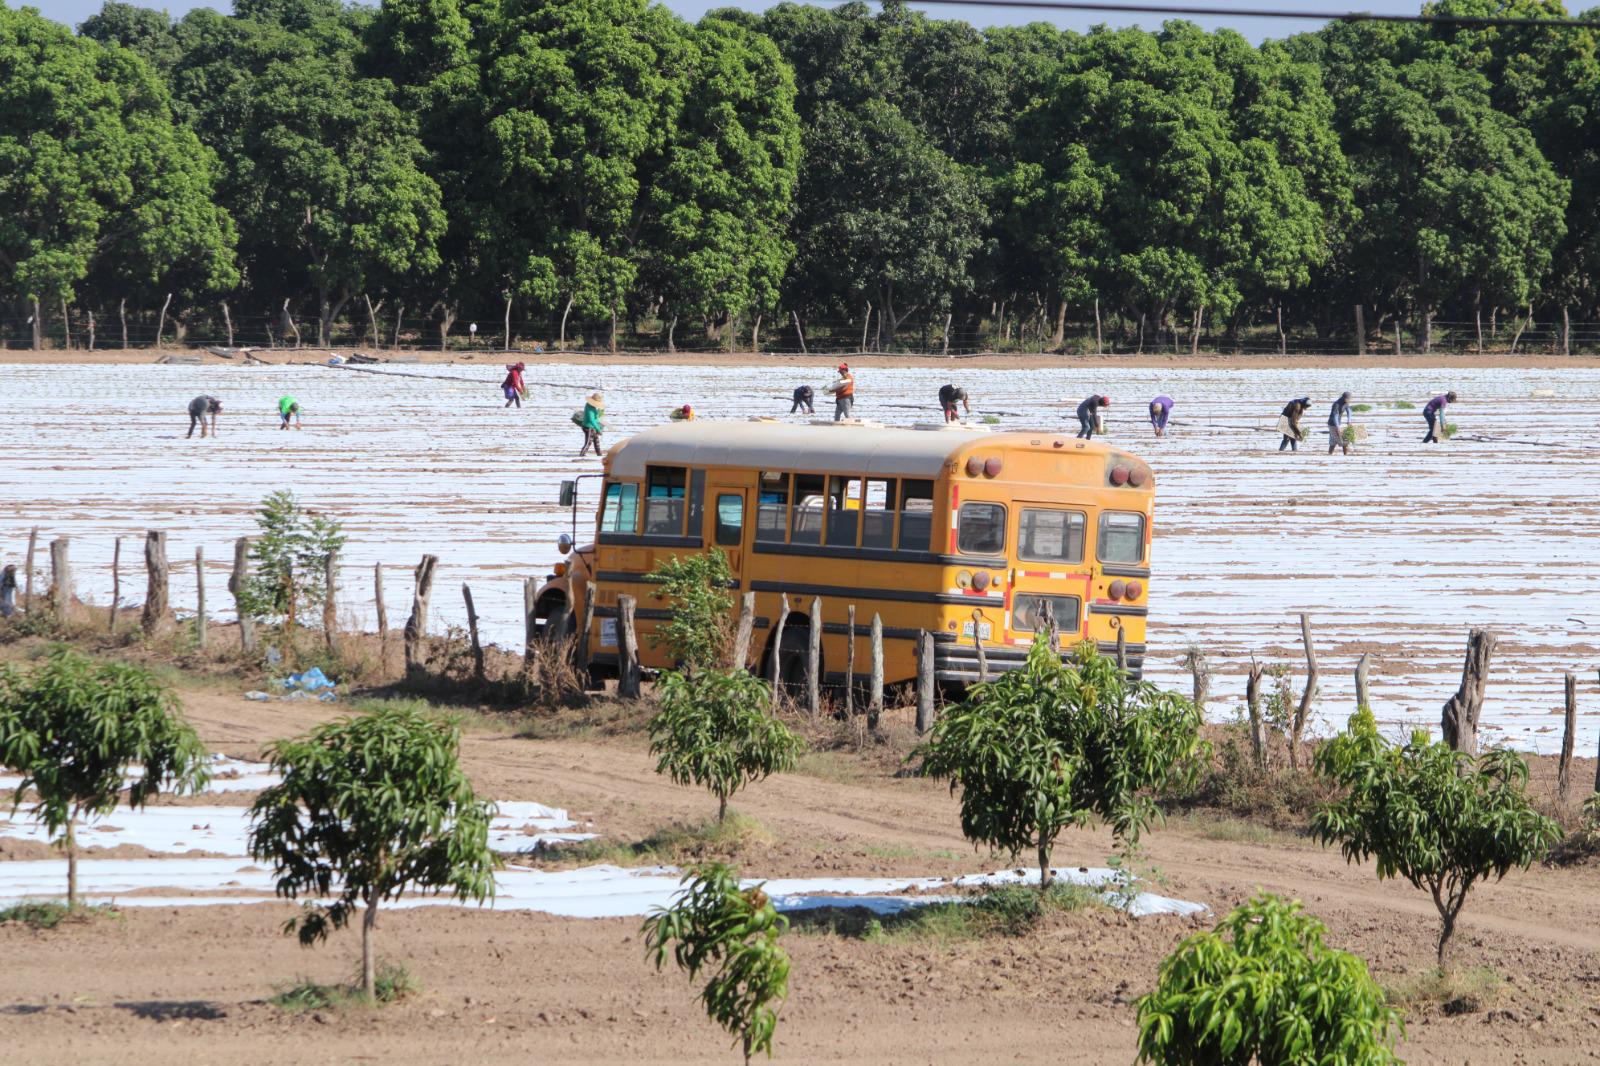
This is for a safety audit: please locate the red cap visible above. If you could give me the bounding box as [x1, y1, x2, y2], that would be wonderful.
[1102, 395, 1112, 405]
[681, 404, 692, 414]
[838, 363, 849, 371]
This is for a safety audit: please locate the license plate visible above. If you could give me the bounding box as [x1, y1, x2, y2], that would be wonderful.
[960, 620, 993, 640]
[600, 618, 618, 648]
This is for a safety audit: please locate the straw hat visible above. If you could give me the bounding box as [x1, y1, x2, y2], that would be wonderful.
[588, 391, 605, 406]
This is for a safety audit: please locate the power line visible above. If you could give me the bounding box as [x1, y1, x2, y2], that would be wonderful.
[896, 0, 1596, 28]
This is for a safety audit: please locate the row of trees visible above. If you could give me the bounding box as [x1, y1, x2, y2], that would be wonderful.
[5, 0, 1598, 353]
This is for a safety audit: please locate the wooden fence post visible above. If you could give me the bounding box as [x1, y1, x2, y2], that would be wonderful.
[806, 596, 822, 717]
[1594, 667, 1600, 795]
[730, 591, 756, 670]
[1354, 652, 1370, 711]
[869, 613, 884, 728]
[23, 526, 36, 613]
[462, 583, 486, 686]
[49, 537, 71, 620]
[1040, 599, 1059, 654]
[1246, 658, 1266, 772]
[617, 594, 641, 699]
[403, 554, 438, 677]
[229, 537, 254, 654]
[1442, 628, 1496, 755]
[109, 536, 121, 636]
[915, 630, 935, 734]
[1116, 626, 1127, 674]
[971, 609, 988, 683]
[372, 562, 386, 651]
[322, 551, 338, 654]
[770, 594, 789, 708]
[523, 576, 538, 665]
[194, 546, 207, 650]
[1559, 672, 1577, 808]
[1290, 614, 1319, 771]
[844, 605, 856, 718]
[142, 530, 170, 637]
[577, 581, 597, 678]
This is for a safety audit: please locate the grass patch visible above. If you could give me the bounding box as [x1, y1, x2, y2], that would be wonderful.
[0, 901, 120, 929]
[860, 842, 961, 863]
[1171, 812, 1305, 847]
[1389, 400, 1416, 410]
[538, 813, 773, 867]
[271, 963, 417, 1011]
[1350, 403, 1373, 413]
[1442, 421, 1459, 439]
[980, 415, 1001, 425]
[792, 882, 1107, 945]
[1383, 966, 1501, 1014]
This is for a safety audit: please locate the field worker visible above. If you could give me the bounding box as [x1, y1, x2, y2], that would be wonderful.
[1423, 391, 1457, 443]
[789, 384, 814, 415]
[278, 396, 301, 430]
[1149, 395, 1173, 437]
[827, 362, 856, 421]
[1075, 394, 1110, 439]
[1327, 392, 1353, 455]
[577, 391, 605, 457]
[1278, 397, 1311, 452]
[0, 564, 15, 617]
[669, 404, 695, 422]
[939, 384, 971, 422]
[502, 362, 526, 408]
[186, 395, 222, 438]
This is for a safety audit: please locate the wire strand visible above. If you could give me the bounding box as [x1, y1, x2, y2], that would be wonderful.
[895, 0, 1596, 28]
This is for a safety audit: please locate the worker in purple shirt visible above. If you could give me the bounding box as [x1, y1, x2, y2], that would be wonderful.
[1423, 391, 1457, 443]
[1148, 395, 1173, 437]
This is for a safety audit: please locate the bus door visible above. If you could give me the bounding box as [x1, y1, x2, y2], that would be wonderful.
[707, 484, 750, 584]
[1005, 504, 1091, 647]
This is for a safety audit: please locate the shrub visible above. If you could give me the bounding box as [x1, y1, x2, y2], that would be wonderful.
[643, 863, 791, 1065]
[1547, 792, 1600, 866]
[248, 705, 497, 1000]
[650, 668, 804, 821]
[1137, 893, 1402, 1064]
[648, 550, 735, 672]
[239, 490, 346, 630]
[917, 638, 1203, 889]
[0, 650, 209, 906]
[1312, 709, 1560, 966]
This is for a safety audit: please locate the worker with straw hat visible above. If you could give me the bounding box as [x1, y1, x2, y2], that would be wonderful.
[576, 391, 605, 456]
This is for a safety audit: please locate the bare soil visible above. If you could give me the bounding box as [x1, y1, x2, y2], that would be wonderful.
[5, 643, 1600, 1065]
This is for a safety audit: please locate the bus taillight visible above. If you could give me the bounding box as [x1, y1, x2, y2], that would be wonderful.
[1109, 580, 1127, 601]
[1110, 465, 1130, 486]
[1126, 580, 1143, 599]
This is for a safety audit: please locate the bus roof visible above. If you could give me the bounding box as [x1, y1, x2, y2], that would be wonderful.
[606, 420, 1122, 480]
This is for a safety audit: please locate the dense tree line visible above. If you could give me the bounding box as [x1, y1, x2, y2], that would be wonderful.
[3, 0, 1598, 352]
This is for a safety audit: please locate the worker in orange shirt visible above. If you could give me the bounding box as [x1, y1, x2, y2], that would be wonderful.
[827, 362, 855, 421]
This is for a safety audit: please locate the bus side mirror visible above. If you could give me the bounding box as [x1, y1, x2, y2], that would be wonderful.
[559, 480, 577, 508]
[557, 533, 574, 555]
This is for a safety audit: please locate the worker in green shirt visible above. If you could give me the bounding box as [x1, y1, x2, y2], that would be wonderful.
[279, 396, 301, 430]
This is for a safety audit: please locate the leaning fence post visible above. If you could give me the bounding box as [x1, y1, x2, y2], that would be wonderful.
[806, 596, 822, 717]
[109, 536, 122, 636]
[462, 582, 486, 686]
[1354, 651, 1371, 711]
[869, 613, 884, 728]
[321, 551, 339, 654]
[230, 537, 254, 654]
[915, 630, 936, 734]
[23, 526, 37, 613]
[730, 591, 756, 670]
[1559, 672, 1577, 808]
[523, 576, 538, 665]
[972, 609, 988, 683]
[1246, 657, 1266, 772]
[1442, 628, 1496, 755]
[49, 537, 71, 620]
[770, 594, 790, 708]
[577, 581, 597, 678]
[372, 562, 386, 652]
[617, 594, 641, 699]
[403, 553, 438, 677]
[142, 530, 170, 637]
[844, 604, 856, 718]
[194, 546, 207, 650]
[1290, 613, 1319, 771]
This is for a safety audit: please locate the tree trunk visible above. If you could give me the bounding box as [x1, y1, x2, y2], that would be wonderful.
[30, 296, 42, 350]
[972, 610, 989, 683]
[617, 594, 641, 698]
[1354, 652, 1370, 712]
[61, 297, 71, 350]
[109, 536, 121, 636]
[403, 554, 439, 677]
[1355, 304, 1365, 356]
[915, 630, 935, 734]
[1509, 303, 1531, 354]
[577, 581, 597, 679]
[362, 896, 378, 1000]
[49, 537, 71, 620]
[751, 313, 762, 354]
[436, 303, 456, 351]
[792, 311, 808, 355]
[868, 613, 884, 729]
[609, 308, 618, 354]
[718, 793, 728, 824]
[1559, 672, 1577, 807]
[730, 591, 756, 670]
[156, 292, 173, 348]
[87, 310, 95, 351]
[142, 530, 170, 637]
[119, 298, 128, 349]
[503, 293, 513, 352]
[462, 582, 486, 686]
[282, 299, 301, 348]
[65, 819, 77, 909]
[942, 312, 953, 356]
[323, 551, 338, 654]
[1190, 305, 1204, 355]
[1276, 304, 1286, 355]
[231, 537, 255, 654]
[392, 303, 404, 349]
[363, 294, 383, 349]
[194, 546, 206, 650]
[1038, 843, 1052, 891]
[770, 595, 789, 709]
[523, 576, 538, 665]
[1246, 659, 1266, 771]
[860, 302, 871, 353]
[1563, 306, 1571, 356]
[1094, 298, 1103, 355]
[221, 301, 234, 347]
[370, 564, 385, 656]
[1393, 316, 1401, 357]
[1051, 299, 1068, 349]
[1291, 614, 1319, 771]
[1475, 289, 1483, 353]
[806, 596, 822, 717]
[1442, 629, 1496, 755]
[559, 295, 573, 349]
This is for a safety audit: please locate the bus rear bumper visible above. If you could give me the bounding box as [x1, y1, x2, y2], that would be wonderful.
[932, 640, 1145, 683]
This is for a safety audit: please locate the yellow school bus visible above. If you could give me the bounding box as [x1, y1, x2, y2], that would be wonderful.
[534, 419, 1155, 688]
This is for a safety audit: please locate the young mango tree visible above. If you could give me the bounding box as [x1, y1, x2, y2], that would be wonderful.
[650, 668, 804, 822]
[1137, 893, 1403, 1065]
[239, 489, 346, 634]
[648, 550, 735, 672]
[0, 650, 209, 907]
[643, 862, 791, 1065]
[1312, 708, 1560, 967]
[248, 704, 497, 999]
[918, 638, 1202, 889]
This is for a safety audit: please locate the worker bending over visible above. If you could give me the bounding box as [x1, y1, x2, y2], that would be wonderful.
[186, 395, 222, 438]
[1076, 395, 1110, 439]
[939, 384, 970, 422]
[1148, 395, 1173, 437]
[1423, 391, 1457, 443]
[279, 396, 301, 430]
[1278, 397, 1311, 451]
[1327, 392, 1352, 455]
[790, 385, 814, 414]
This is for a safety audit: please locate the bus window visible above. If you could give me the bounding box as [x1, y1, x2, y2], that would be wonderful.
[756, 471, 788, 543]
[958, 502, 1006, 555]
[898, 479, 934, 552]
[1019, 509, 1086, 564]
[643, 466, 687, 535]
[861, 479, 894, 548]
[826, 476, 860, 546]
[714, 494, 744, 546]
[599, 482, 639, 534]
[791, 474, 825, 544]
[1098, 511, 1146, 564]
[1012, 593, 1081, 633]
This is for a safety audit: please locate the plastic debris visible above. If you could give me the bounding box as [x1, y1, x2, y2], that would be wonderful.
[244, 690, 272, 702]
[265, 666, 337, 702]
